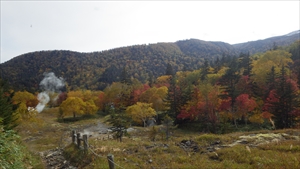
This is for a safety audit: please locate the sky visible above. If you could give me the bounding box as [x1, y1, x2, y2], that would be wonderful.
[1, 1, 299, 63]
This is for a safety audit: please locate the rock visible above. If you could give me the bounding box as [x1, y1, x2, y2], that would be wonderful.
[127, 127, 135, 132]
[211, 140, 221, 145]
[208, 152, 219, 160]
[271, 138, 279, 144]
[237, 139, 248, 144]
[41, 148, 77, 169]
[246, 146, 251, 153]
[207, 147, 215, 152]
[145, 145, 155, 149]
[178, 140, 199, 152]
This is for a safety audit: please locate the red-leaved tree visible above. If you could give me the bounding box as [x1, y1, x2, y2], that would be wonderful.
[235, 94, 257, 125]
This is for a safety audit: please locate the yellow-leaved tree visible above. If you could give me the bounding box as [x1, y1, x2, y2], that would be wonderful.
[12, 91, 42, 131]
[252, 50, 293, 88]
[12, 90, 38, 107]
[60, 97, 86, 119]
[84, 99, 98, 115]
[126, 102, 156, 127]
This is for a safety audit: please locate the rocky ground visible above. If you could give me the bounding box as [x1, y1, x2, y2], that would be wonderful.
[176, 131, 300, 158]
[40, 148, 77, 169]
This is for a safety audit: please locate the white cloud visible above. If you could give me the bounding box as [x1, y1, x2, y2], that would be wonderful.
[1, 1, 299, 63]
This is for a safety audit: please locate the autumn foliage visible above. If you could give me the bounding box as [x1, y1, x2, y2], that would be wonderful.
[5, 41, 300, 132]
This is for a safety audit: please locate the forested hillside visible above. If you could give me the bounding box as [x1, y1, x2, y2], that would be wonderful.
[3, 40, 299, 133]
[0, 31, 299, 92]
[0, 39, 299, 169]
[233, 31, 299, 54]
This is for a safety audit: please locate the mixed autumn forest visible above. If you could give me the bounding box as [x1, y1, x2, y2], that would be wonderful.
[0, 31, 300, 168]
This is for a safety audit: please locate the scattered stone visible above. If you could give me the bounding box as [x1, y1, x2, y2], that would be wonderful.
[145, 145, 155, 149]
[41, 148, 77, 169]
[177, 140, 199, 152]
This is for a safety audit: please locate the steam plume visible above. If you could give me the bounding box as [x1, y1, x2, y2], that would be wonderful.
[36, 72, 65, 113]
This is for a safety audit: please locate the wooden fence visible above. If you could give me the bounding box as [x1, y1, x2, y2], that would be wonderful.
[71, 130, 117, 169]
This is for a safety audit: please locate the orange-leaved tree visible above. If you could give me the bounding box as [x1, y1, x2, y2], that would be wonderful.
[139, 86, 168, 111]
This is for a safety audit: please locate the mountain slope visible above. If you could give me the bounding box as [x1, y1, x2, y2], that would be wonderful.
[0, 31, 299, 92]
[176, 39, 237, 59]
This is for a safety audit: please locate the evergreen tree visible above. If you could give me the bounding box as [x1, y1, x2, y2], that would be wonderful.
[209, 59, 214, 68]
[165, 63, 174, 76]
[271, 65, 299, 128]
[289, 40, 300, 61]
[120, 66, 131, 85]
[272, 42, 278, 50]
[148, 72, 154, 87]
[165, 75, 181, 124]
[99, 65, 121, 84]
[106, 106, 131, 142]
[220, 52, 226, 64]
[200, 59, 209, 81]
[0, 79, 18, 130]
[219, 57, 241, 127]
[182, 64, 189, 72]
[214, 56, 221, 73]
[239, 52, 252, 76]
[265, 66, 277, 98]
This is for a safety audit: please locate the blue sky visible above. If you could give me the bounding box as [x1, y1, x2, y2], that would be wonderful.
[1, 1, 299, 63]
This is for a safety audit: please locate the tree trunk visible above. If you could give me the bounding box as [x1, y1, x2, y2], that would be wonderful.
[119, 131, 123, 142]
[234, 118, 237, 128]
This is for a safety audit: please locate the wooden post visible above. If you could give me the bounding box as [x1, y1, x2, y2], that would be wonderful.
[107, 154, 115, 169]
[83, 134, 88, 153]
[72, 130, 76, 143]
[77, 133, 81, 148]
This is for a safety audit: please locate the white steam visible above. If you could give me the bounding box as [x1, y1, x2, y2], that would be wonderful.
[36, 92, 50, 113]
[35, 72, 65, 113]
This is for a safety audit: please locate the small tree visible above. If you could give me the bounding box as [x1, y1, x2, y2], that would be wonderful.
[163, 115, 173, 140]
[126, 102, 156, 127]
[106, 107, 131, 142]
[148, 126, 158, 141]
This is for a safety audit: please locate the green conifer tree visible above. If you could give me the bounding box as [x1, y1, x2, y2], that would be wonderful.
[0, 79, 18, 130]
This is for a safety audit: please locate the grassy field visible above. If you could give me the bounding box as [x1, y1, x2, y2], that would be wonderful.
[17, 108, 300, 169]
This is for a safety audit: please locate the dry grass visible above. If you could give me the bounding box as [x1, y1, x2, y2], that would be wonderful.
[83, 128, 300, 169]
[17, 107, 300, 169]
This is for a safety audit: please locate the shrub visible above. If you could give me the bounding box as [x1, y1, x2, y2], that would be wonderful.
[0, 127, 41, 168]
